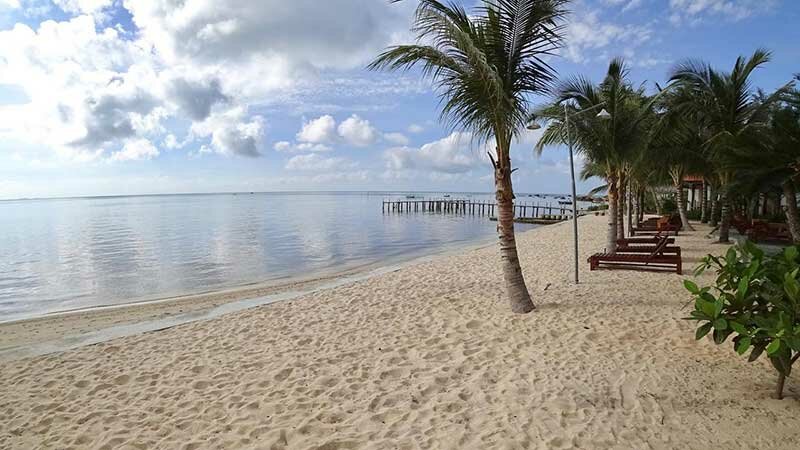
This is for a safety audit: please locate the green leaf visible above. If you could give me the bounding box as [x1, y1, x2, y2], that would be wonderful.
[713, 298, 724, 318]
[726, 247, 737, 264]
[785, 246, 798, 262]
[684, 279, 699, 294]
[697, 299, 717, 318]
[729, 321, 748, 335]
[736, 276, 749, 300]
[735, 337, 752, 355]
[766, 339, 781, 355]
[696, 323, 713, 340]
[749, 344, 765, 362]
[713, 318, 728, 330]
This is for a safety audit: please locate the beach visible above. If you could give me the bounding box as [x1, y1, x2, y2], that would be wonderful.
[1, 214, 799, 449]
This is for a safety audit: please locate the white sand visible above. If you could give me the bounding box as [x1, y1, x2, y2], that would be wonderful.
[1, 215, 799, 450]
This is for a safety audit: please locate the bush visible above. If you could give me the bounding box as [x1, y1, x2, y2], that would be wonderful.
[587, 204, 609, 211]
[686, 209, 702, 221]
[661, 197, 678, 215]
[684, 243, 800, 399]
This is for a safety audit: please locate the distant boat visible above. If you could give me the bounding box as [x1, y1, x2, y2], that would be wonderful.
[558, 200, 571, 205]
[443, 194, 451, 198]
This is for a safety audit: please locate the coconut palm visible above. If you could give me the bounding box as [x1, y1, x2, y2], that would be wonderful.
[729, 85, 800, 242]
[667, 49, 784, 243]
[369, 0, 569, 313]
[535, 58, 654, 252]
[646, 86, 716, 232]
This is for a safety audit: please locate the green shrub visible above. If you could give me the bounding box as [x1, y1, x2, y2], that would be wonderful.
[587, 204, 609, 211]
[686, 209, 702, 221]
[684, 243, 800, 399]
[661, 197, 678, 215]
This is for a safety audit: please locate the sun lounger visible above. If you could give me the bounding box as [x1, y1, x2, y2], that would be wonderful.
[616, 245, 681, 256]
[588, 237, 682, 273]
[632, 215, 681, 236]
[632, 224, 679, 236]
[617, 236, 675, 245]
[746, 222, 792, 243]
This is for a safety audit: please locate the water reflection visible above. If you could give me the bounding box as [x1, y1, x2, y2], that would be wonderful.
[0, 193, 543, 322]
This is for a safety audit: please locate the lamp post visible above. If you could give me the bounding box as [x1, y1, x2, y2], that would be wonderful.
[529, 103, 610, 284]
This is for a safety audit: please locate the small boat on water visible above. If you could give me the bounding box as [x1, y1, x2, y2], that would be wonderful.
[405, 195, 419, 199]
[443, 194, 451, 198]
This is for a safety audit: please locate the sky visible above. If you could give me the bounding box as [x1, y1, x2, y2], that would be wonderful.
[0, 0, 797, 199]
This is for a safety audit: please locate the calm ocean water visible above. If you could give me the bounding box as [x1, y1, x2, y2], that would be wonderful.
[0, 192, 555, 322]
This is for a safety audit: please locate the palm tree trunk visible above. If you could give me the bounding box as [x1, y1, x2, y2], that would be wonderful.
[617, 173, 626, 240]
[633, 188, 640, 228]
[746, 196, 756, 223]
[675, 182, 695, 231]
[650, 188, 662, 215]
[710, 187, 719, 228]
[606, 174, 619, 254]
[782, 180, 800, 244]
[700, 180, 708, 223]
[719, 191, 731, 243]
[639, 190, 645, 223]
[493, 151, 534, 314]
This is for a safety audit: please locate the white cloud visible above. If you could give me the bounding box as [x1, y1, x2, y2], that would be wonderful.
[190, 107, 264, 157]
[563, 9, 653, 63]
[383, 132, 409, 146]
[407, 123, 425, 134]
[337, 114, 379, 147]
[602, 0, 643, 12]
[668, 0, 776, 23]
[285, 153, 358, 172]
[0, 0, 416, 164]
[110, 138, 159, 161]
[383, 132, 485, 176]
[53, 0, 112, 15]
[285, 113, 397, 151]
[273, 141, 332, 153]
[297, 115, 337, 144]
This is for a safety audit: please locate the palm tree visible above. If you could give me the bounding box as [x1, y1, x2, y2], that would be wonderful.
[730, 85, 800, 242]
[647, 86, 716, 232]
[771, 87, 800, 242]
[535, 58, 653, 253]
[369, 0, 569, 313]
[667, 49, 782, 243]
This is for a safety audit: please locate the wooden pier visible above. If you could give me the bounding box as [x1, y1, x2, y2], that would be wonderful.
[381, 198, 572, 219]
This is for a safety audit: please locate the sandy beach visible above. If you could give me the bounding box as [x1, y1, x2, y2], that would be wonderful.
[1, 215, 799, 449]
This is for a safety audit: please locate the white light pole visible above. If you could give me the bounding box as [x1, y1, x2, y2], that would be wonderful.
[529, 103, 611, 284]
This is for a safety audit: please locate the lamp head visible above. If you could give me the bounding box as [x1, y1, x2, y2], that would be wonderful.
[526, 114, 541, 130]
[596, 108, 611, 120]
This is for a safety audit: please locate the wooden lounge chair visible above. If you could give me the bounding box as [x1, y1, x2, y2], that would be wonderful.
[746, 222, 792, 243]
[616, 244, 681, 256]
[588, 238, 682, 273]
[617, 236, 675, 245]
[632, 217, 680, 236]
[632, 224, 679, 236]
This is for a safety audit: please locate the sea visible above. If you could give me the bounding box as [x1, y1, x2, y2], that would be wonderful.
[0, 191, 575, 322]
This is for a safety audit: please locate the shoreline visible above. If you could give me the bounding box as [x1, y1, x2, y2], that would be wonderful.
[0, 232, 501, 355]
[3, 215, 799, 450]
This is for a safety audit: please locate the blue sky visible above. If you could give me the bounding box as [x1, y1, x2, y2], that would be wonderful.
[0, 0, 797, 199]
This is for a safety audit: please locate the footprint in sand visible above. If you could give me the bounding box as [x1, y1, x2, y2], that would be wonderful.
[273, 367, 293, 381]
[465, 320, 482, 330]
